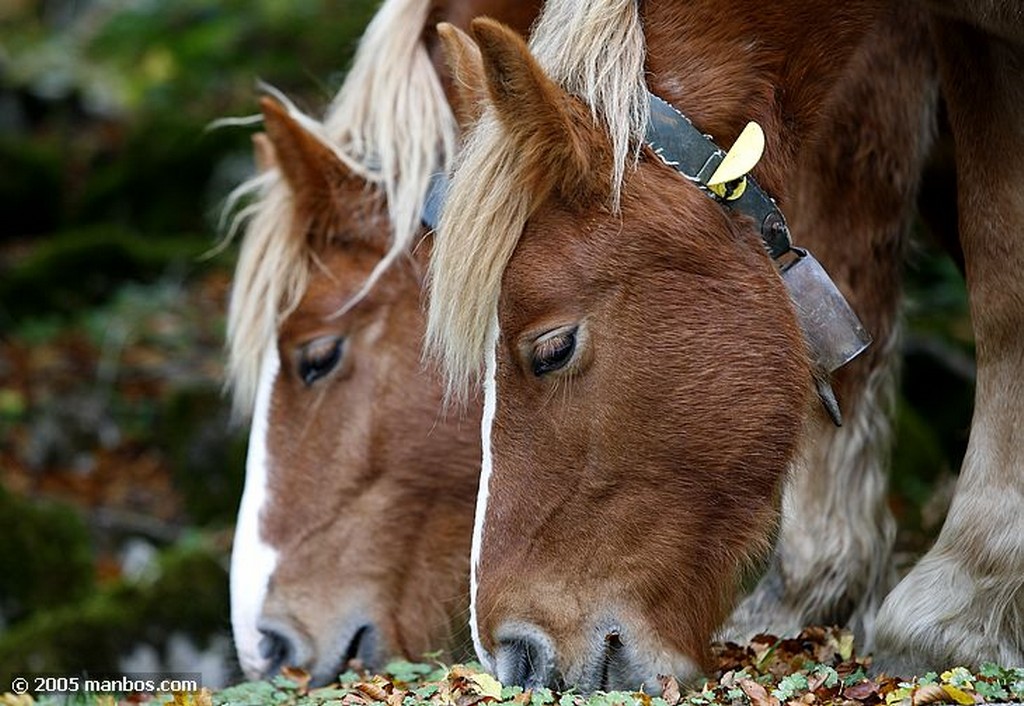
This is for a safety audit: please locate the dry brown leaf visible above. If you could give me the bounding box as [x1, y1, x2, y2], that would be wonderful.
[356, 679, 391, 702]
[281, 667, 311, 694]
[907, 685, 946, 706]
[193, 688, 213, 706]
[740, 678, 780, 706]
[659, 675, 682, 706]
[843, 681, 879, 700]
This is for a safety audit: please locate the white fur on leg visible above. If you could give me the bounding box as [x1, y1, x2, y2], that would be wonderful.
[230, 346, 281, 679]
[874, 354, 1024, 672]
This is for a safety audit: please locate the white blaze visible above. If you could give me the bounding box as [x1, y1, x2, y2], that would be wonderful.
[470, 320, 500, 672]
[230, 346, 282, 678]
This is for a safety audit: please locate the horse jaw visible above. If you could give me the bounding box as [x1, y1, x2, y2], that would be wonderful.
[230, 345, 282, 679]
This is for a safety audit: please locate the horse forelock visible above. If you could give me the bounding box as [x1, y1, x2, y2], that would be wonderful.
[226, 177, 310, 420]
[426, 0, 649, 399]
[326, 0, 457, 261]
[224, 0, 457, 418]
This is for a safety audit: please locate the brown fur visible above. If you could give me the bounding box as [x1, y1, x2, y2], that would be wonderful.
[429, 0, 1010, 691]
[725, 1, 937, 648]
[473, 20, 612, 207]
[477, 165, 813, 679]
[424, 0, 541, 106]
[437, 23, 488, 130]
[872, 9, 1024, 673]
[231, 0, 541, 682]
[451, 3, 873, 684]
[260, 240, 481, 668]
[256, 98, 481, 675]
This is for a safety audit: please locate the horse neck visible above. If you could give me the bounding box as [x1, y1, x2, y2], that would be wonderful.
[642, 0, 886, 203]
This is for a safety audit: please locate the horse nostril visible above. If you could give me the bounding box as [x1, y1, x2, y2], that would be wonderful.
[258, 626, 297, 675]
[342, 624, 376, 667]
[494, 624, 557, 689]
[605, 631, 623, 650]
[598, 630, 627, 691]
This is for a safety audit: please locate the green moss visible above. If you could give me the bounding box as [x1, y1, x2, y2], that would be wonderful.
[0, 136, 63, 239]
[0, 226, 209, 327]
[0, 583, 142, 679]
[0, 540, 228, 679]
[140, 540, 230, 642]
[159, 387, 247, 527]
[0, 485, 95, 622]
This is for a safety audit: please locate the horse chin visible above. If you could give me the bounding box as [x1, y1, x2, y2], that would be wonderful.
[551, 647, 699, 695]
[575, 638, 703, 695]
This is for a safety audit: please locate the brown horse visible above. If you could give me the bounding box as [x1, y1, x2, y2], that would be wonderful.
[225, 0, 538, 684]
[427, 0, 1024, 691]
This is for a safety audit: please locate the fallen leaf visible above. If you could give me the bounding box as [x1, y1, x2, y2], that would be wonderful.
[356, 677, 392, 702]
[843, 681, 879, 700]
[836, 633, 855, 662]
[741, 678, 780, 706]
[0, 694, 34, 706]
[281, 666, 311, 693]
[938, 685, 975, 706]
[467, 673, 503, 700]
[659, 675, 681, 706]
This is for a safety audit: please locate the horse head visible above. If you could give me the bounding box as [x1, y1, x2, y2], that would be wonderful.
[228, 96, 480, 683]
[429, 18, 813, 691]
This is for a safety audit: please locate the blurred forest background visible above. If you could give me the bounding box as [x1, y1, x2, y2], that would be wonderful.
[0, 0, 973, 691]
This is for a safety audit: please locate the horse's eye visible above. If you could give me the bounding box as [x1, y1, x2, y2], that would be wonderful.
[531, 327, 577, 376]
[298, 336, 344, 386]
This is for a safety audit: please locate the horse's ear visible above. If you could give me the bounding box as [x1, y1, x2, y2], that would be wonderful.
[251, 132, 277, 173]
[437, 22, 487, 131]
[469, 18, 609, 205]
[259, 97, 353, 205]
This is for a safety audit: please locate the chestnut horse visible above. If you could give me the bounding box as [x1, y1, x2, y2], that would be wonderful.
[428, 0, 1024, 691]
[225, 0, 538, 684]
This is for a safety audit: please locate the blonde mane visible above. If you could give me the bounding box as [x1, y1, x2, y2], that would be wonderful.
[426, 0, 649, 399]
[225, 0, 457, 419]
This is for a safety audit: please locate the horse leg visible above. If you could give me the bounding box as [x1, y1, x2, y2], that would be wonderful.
[873, 18, 1024, 673]
[724, 4, 937, 649]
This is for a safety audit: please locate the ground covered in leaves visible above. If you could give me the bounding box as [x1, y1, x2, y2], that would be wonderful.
[212, 630, 1024, 706]
[15, 629, 1018, 706]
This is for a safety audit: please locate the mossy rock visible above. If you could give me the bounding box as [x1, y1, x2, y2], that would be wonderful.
[0, 226, 210, 327]
[0, 134, 63, 240]
[74, 116, 249, 235]
[0, 541, 228, 678]
[159, 386, 247, 527]
[0, 485, 95, 623]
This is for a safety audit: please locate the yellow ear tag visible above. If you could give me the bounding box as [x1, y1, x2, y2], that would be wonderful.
[707, 121, 765, 201]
